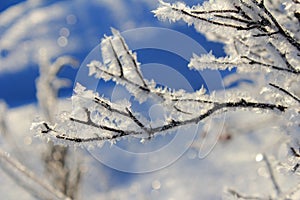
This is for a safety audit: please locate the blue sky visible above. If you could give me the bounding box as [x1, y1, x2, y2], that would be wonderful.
[0, 0, 227, 108]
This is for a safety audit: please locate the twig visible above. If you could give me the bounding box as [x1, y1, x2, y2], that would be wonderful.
[269, 83, 300, 104]
[172, 7, 253, 30]
[0, 148, 71, 200]
[241, 56, 300, 74]
[267, 42, 297, 71]
[256, 0, 300, 51]
[108, 38, 124, 78]
[227, 188, 271, 200]
[263, 154, 281, 196]
[117, 32, 149, 89]
[253, 31, 279, 37]
[191, 9, 239, 14]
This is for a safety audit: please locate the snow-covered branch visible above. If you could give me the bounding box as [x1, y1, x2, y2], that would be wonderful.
[154, 0, 300, 75]
[31, 21, 299, 146]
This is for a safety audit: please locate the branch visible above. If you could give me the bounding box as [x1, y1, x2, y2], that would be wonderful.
[94, 96, 148, 131]
[191, 9, 239, 14]
[0, 148, 71, 200]
[263, 154, 281, 196]
[292, 163, 300, 173]
[151, 99, 286, 133]
[241, 56, 300, 74]
[226, 155, 281, 200]
[269, 83, 300, 104]
[227, 188, 271, 200]
[172, 98, 215, 104]
[41, 99, 286, 144]
[290, 147, 300, 158]
[190, 53, 299, 74]
[256, 0, 300, 51]
[172, 7, 254, 30]
[213, 14, 253, 24]
[116, 31, 149, 89]
[89, 61, 151, 93]
[125, 107, 147, 129]
[267, 42, 297, 72]
[69, 108, 131, 135]
[108, 38, 124, 78]
[252, 31, 279, 37]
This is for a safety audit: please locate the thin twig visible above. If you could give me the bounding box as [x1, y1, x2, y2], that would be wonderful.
[269, 83, 300, 104]
[253, 31, 279, 37]
[117, 33, 149, 89]
[0, 148, 70, 200]
[89, 62, 150, 93]
[191, 9, 239, 14]
[263, 154, 281, 196]
[172, 7, 252, 30]
[227, 188, 271, 200]
[241, 56, 300, 74]
[108, 38, 124, 78]
[267, 42, 297, 71]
